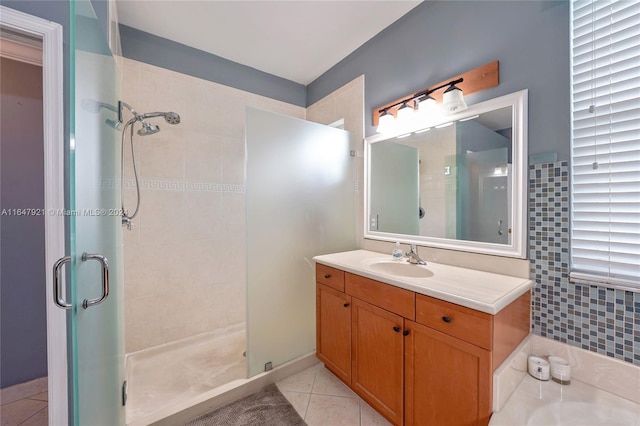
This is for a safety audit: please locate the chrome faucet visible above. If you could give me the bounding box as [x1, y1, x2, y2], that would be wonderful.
[406, 244, 427, 265]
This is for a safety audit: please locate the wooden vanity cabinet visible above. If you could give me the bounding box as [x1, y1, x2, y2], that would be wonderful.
[316, 265, 351, 385]
[351, 297, 405, 425]
[406, 293, 530, 426]
[315, 263, 530, 426]
[404, 320, 491, 426]
[347, 272, 415, 425]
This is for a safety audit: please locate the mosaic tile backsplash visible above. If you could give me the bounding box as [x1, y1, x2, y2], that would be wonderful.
[529, 162, 640, 365]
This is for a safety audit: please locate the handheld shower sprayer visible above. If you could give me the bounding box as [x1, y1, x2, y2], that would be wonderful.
[117, 101, 181, 229]
[138, 111, 181, 125]
[118, 101, 181, 136]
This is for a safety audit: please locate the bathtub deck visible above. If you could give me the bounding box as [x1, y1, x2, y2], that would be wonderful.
[489, 374, 640, 425]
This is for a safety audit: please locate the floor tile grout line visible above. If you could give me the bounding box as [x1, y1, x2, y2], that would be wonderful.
[17, 404, 48, 425]
[303, 365, 320, 420]
[309, 391, 358, 398]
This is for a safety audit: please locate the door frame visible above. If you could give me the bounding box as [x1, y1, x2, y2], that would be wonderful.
[0, 6, 67, 425]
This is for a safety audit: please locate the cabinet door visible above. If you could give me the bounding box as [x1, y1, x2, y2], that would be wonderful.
[405, 320, 491, 426]
[316, 284, 352, 384]
[352, 298, 404, 425]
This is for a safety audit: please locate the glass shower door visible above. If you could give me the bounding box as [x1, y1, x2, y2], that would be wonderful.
[246, 108, 356, 376]
[369, 141, 420, 235]
[68, 1, 124, 424]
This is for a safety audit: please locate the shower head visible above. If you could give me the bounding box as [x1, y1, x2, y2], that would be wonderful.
[139, 111, 181, 125]
[164, 112, 181, 125]
[137, 121, 160, 136]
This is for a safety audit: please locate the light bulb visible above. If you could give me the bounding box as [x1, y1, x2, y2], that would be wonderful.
[417, 96, 437, 113]
[376, 111, 396, 134]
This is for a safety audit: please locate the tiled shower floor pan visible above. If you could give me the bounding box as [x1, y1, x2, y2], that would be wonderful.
[125, 324, 246, 425]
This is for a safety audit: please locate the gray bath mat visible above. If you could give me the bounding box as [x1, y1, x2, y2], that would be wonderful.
[184, 384, 306, 426]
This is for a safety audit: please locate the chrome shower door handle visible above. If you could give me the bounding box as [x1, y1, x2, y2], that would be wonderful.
[82, 252, 110, 309]
[498, 219, 503, 236]
[53, 256, 72, 309]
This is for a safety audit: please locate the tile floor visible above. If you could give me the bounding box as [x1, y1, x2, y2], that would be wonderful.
[276, 363, 392, 426]
[1, 363, 390, 426]
[0, 392, 48, 426]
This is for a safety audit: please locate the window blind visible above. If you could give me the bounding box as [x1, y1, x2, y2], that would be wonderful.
[570, 0, 640, 289]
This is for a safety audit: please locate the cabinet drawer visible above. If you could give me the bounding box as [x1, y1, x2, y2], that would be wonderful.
[415, 294, 492, 350]
[316, 264, 345, 291]
[345, 273, 415, 319]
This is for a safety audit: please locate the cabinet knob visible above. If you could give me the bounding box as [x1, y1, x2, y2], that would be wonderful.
[403, 330, 410, 336]
[343, 303, 350, 308]
[324, 274, 331, 279]
[393, 326, 401, 333]
[442, 316, 452, 323]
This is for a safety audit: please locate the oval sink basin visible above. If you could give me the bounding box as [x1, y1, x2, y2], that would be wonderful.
[368, 261, 433, 278]
[527, 402, 639, 426]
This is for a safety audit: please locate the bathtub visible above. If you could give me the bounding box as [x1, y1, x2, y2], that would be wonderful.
[490, 374, 640, 426]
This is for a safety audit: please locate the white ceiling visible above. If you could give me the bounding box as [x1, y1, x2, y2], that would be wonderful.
[116, 0, 422, 85]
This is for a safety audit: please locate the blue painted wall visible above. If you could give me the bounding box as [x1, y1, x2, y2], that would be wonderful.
[1, 58, 48, 388]
[308, 1, 570, 160]
[119, 25, 307, 107]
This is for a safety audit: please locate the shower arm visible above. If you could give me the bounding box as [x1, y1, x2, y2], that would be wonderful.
[138, 111, 167, 119]
[118, 101, 138, 124]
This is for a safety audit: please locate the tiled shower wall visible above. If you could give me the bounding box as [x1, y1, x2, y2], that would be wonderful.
[306, 75, 364, 241]
[529, 162, 640, 365]
[121, 58, 305, 353]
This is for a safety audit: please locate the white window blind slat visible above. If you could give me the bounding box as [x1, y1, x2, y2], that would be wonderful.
[573, 56, 640, 85]
[574, 12, 639, 46]
[573, 131, 639, 148]
[574, 152, 640, 167]
[574, 1, 638, 31]
[573, 108, 640, 130]
[574, 24, 640, 57]
[570, 0, 640, 289]
[573, 72, 640, 102]
[573, 98, 640, 122]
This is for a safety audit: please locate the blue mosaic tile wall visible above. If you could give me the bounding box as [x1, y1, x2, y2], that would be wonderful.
[529, 162, 640, 365]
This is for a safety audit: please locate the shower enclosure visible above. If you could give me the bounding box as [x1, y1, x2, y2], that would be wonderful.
[63, 1, 357, 424]
[123, 104, 356, 424]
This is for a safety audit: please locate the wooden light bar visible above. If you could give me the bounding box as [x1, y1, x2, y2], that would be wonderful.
[372, 60, 500, 126]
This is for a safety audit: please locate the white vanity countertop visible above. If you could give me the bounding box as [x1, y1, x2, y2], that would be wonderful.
[313, 249, 534, 314]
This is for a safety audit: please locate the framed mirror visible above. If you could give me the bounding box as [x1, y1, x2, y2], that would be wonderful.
[364, 90, 528, 258]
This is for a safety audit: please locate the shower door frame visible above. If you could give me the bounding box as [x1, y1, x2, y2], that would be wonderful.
[0, 6, 67, 425]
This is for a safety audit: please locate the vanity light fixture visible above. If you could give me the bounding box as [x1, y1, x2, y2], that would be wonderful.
[442, 84, 468, 112]
[377, 109, 396, 134]
[376, 77, 465, 134]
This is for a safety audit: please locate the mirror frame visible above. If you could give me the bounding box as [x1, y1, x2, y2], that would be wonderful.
[364, 89, 528, 259]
